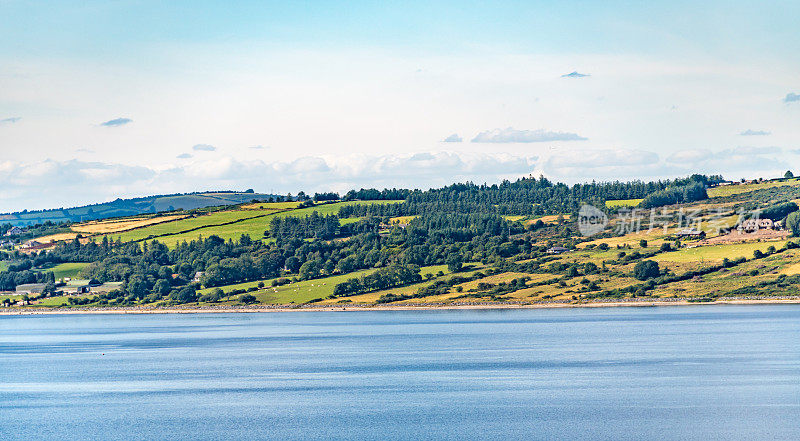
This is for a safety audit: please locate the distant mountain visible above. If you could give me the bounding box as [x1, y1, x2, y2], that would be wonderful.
[0, 191, 279, 227]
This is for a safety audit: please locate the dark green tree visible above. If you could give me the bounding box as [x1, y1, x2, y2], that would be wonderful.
[633, 260, 660, 280]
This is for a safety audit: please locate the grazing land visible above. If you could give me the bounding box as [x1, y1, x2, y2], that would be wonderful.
[99, 200, 402, 246]
[72, 215, 189, 234]
[706, 179, 800, 198]
[605, 198, 644, 208]
[44, 262, 90, 280]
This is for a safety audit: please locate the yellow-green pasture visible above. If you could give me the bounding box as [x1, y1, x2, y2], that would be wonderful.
[605, 198, 644, 208]
[707, 179, 800, 198]
[651, 241, 788, 263]
[105, 200, 403, 246]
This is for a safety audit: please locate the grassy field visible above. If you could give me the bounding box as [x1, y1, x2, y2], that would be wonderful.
[707, 179, 800, 198]
[652, 252, 800, 298]
[313, 264, 455, 304]
[605, 198, 644, 208]
[105, 200, 403, 246]
[72, 215, 188, 234]
[651, 241, 787, 263]
[43, 262, 89, 280]
[199, 263, 449, 305]
[240, 201, 301, 210]
[35, 232, 80, 243]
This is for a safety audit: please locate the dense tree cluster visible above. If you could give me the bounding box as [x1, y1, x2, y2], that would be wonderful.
[758, 202, 799, 221]
[270, 213, 341, 243]
[638, 182, 708, 209]
[339, 176, 702, 219]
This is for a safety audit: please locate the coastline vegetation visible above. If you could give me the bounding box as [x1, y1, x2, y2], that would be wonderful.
[3, 173, 800, 310]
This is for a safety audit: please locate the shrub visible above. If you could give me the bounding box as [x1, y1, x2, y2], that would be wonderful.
[171, 286, 197, 303]
[239, 294, 257, 304]
[759, 202, 798, 221]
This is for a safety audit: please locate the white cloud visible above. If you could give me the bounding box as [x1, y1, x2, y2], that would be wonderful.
[666, 149, 714, 163]
[784, 92, 800, 103]
[99, 117, 132, 127]
[0, 117, 21, 124]
[471, 127, 587, 143]
[192, 144, 216, 152]
[442, 134, 462, 142]
[561, 71, 590, 78]
[739, 129, 770, 136]
[664, 146, 788, 178]
[0, 152, 537, 212]
[547, 148, 659, 170]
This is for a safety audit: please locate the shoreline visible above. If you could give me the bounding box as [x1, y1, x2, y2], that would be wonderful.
[2, 297, 800, 315]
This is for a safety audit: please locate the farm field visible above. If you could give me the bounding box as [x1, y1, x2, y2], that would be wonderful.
[651, 251, 800, 298]
[42, 262, 90, 280]
[72, 215, 188, 235]
[707, 179, 800, 198]
[35, 232, 80, 243]
[651, 241, 787, 263]
[200, 264, 450, 305]
[104, 200, 403, 245]
[315, 264, 456, 304]
[240, 201, 301, 210]
[605, 198, 644, 208]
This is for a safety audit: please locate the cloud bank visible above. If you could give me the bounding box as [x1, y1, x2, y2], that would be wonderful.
[0, 117, 21, 124]
[471, 127, 587, 143]
[442, 134, 462, 143]
[2, 146, 797, 213]
[192, 144, 216, 151]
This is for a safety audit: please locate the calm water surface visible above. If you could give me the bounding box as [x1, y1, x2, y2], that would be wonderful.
[1, 305, 799, 440]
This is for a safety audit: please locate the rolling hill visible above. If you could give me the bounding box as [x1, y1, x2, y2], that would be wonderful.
[0, 191, 278, 227]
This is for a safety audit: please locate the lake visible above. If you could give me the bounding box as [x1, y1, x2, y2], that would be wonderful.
[2, 305, 799, 440]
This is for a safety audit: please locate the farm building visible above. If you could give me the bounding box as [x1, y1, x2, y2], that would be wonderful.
[15, 283, 47, 294]
[63, 280, 92, 294]
[676, 229, 706, 239]
[5, 226, 25, 236]
[547, 246, 570, 254]
[738, 219, 775, 233]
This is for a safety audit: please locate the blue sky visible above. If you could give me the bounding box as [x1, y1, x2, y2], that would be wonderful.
[1, 0, 799, 211]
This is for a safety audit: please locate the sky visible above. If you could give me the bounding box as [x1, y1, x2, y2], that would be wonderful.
[1, 0, 799, 212]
